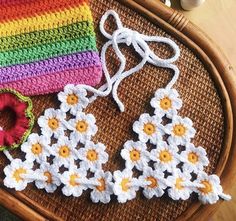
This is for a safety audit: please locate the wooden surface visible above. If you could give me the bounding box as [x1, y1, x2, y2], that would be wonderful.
[0, 189, 45, 221]
[172, 0, 236, 71]
[171, 0, 236, 220]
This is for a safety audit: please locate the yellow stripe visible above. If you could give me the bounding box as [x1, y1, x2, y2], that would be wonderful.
[0, 4, 93, 37]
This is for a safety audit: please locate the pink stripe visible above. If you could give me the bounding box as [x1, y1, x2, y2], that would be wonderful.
[0, 51, 101, 84]
[0, 66, 103, 96]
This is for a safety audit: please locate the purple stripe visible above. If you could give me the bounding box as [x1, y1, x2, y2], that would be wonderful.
[0, 65, 103, 96]
[0, 51, 101, 84]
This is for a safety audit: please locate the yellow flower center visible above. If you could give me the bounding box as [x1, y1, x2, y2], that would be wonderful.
[146, 176, 158, 188]
[13, 168, 27, 182]
[199, 180, 213, 194]
[76, 120, 88, 133]
[66, 94, 79, 105]
[48, 118, 59, 130]
[143, 123, 156, 135]
[159, 150, 172, 162]
[173, 124, 186, 136]
[96, 178, 106, 192]
[188, 152, 199, 164]
[120, 178, 130, 192]
[69, 174, 80, 187]
[44, 171, 52, 184]
[86, 149, 98, 161]
[31, 143, 42, 155]
[59, 145, 70, 158]
[160, 97, 172, 110]
[175, 178, 184, 190]
[130, 149, 140, 162]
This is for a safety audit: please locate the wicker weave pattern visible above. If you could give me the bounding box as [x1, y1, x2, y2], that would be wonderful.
[0, 0, 224, 220]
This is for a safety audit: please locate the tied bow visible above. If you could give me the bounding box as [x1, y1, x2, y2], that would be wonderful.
[82, 10, 180, 112]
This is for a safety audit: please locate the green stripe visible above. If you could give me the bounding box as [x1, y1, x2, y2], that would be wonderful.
[0, 21, 95, 52]
[0, 35, 97, 67]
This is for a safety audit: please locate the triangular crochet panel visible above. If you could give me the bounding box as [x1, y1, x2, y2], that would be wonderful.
[115, 87, 226, 204]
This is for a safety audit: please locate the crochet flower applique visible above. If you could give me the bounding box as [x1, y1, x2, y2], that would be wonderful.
[3, 85, 230, 205]
[114, 88, 230, 204]
[4, 84, 113, 204]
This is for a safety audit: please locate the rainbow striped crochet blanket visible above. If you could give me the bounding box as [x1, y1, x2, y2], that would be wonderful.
[0, 0, 102, 95]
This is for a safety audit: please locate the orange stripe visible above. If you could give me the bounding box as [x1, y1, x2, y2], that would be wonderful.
[0, 4, 92, 37]
[0, 0, 88, 22]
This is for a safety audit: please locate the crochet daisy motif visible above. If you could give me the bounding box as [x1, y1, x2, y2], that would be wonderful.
[113, 88, 230, 204]
[4, 85, 113, 204]
[3, 85, 230, 204]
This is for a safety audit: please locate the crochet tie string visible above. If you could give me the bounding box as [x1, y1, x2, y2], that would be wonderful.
[81, 10, 180, 112]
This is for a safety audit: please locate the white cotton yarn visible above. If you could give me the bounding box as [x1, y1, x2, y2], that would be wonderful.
[83, 10, 181, 112]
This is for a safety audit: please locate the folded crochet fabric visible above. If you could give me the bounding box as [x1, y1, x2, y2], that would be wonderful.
[0, 0, 102, 95]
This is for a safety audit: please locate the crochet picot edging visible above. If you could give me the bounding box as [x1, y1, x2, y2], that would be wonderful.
[0, 88, 34, 151]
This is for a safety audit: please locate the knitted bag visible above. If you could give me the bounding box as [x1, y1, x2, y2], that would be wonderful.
[0, 0, 102, 95]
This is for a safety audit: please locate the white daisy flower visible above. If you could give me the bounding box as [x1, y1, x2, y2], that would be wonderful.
[4, 159, 33, 191]
[150, 88, 182, 118]
[133, 113, 164, 144]
[38, 108, 67, 139]
[180, 143, 209, 173]
[120, 140, 150, 171]
[60, 166, 88, 197]
[193, 172, 231, 204]
[78, 141, 108, 172]
[113, 169, 139, 203]
[90, 170, 114, 204]
[166, 169, 193, 200]
[58, 84, 89, 115]
[150, 141, 180, 173]
[68, 112, 98, 144]
[165, 115, 196, 145]
[139, 167, 167, 199]
[51, 136, 79, 168]
[21, 133, 51, 163]
[35, 162, 61, 193]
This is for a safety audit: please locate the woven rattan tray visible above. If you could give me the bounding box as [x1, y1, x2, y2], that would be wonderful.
[1, 0, 236, 220]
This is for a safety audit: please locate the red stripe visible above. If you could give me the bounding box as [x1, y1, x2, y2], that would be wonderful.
[0, 0, 88, 23]
[0, 0, 34, 6]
